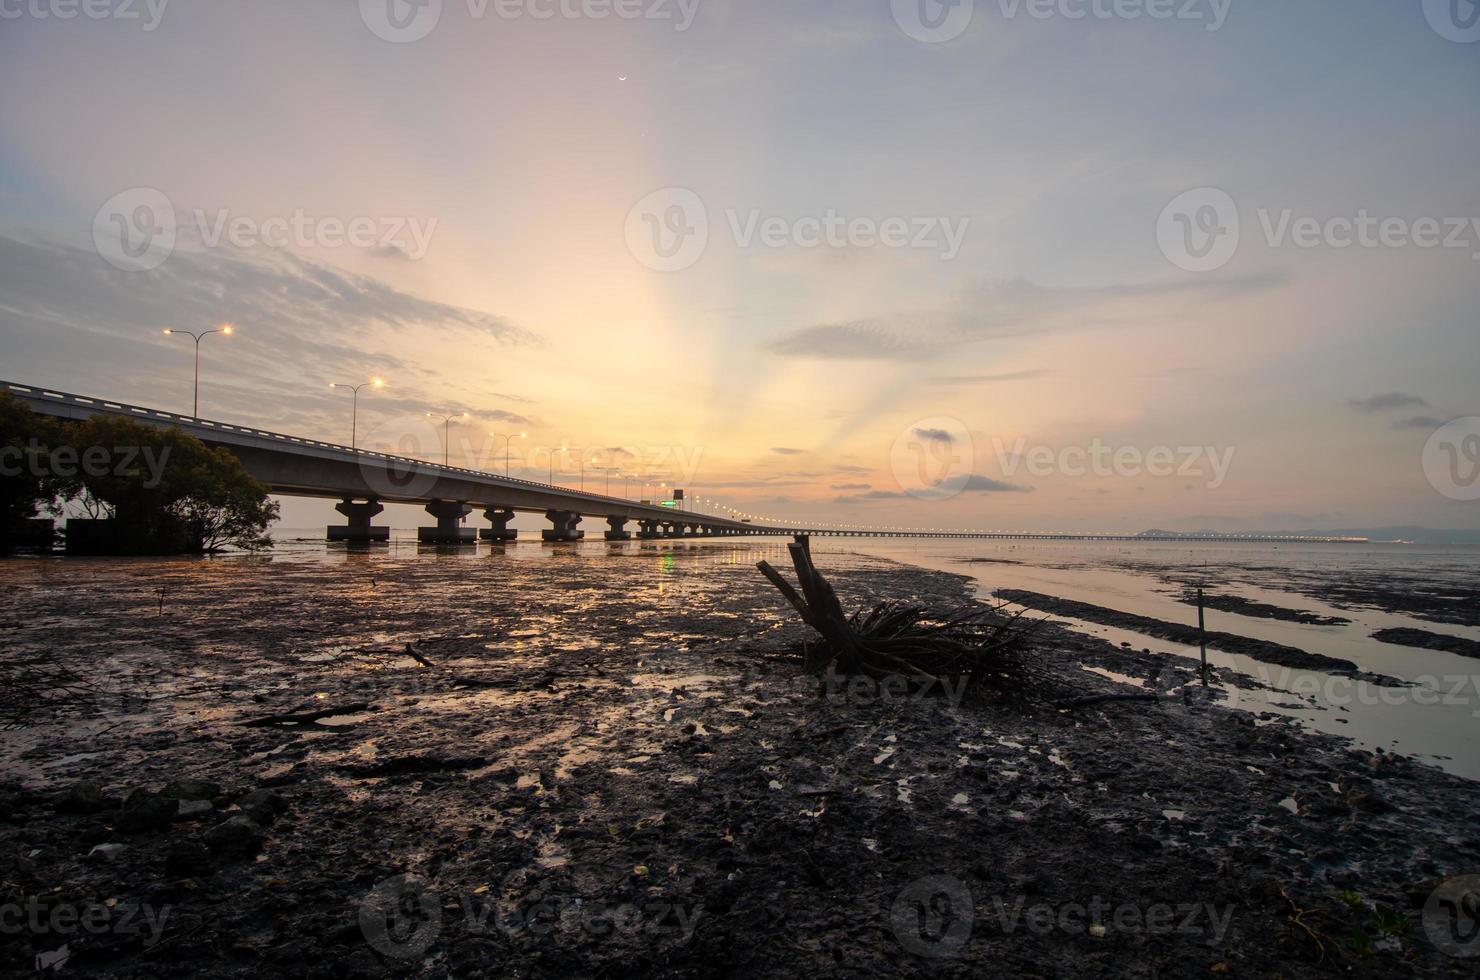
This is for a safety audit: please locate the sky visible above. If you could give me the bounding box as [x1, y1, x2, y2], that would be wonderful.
[1, 0, 1477, 534]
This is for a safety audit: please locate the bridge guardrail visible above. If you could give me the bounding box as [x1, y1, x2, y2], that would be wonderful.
[3, 380, 761, 527]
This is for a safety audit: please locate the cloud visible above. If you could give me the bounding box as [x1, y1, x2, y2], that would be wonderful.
[764, 274, 1280, 361]
[829, 482, 871, 490]
[771, 447, 806, 455]
[913, 427, 953, 442]
[832, 473, 1032, 503]
[483, 409, 532, 425]
[0, 234, 539, 349]
[1392, 415, 1445, 430]
[1349, 392, 1428, 412]
[960, 474, 1034, 493]
[930, 369, 1049, 385]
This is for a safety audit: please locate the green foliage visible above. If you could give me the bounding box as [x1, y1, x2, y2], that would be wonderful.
[0, 391, 59, 526]
[57, 415, 279, 554]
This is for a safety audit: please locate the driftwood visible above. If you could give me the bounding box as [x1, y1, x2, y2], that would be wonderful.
[242, 701, 373, 727]
[757, 535, 1035, 694]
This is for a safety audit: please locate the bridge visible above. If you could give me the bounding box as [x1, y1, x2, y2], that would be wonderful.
[6, 380, 1367, 547]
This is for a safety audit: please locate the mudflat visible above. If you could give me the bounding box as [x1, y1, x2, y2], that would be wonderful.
[2, 544, 1476, 977]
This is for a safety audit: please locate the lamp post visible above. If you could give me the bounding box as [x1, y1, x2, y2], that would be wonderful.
[426, 412, 469, 466]
[490, 431, 527, 477]
[589, 460, 614, 496]
[162, 324, 232, 417]
[330, 378, 384, 450]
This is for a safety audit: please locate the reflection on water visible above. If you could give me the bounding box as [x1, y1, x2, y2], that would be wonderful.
[829, 537, 1480, 779]
[5, 531, 1479, 781]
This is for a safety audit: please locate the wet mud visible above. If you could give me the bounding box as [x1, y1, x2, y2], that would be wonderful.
[1, 543, 1477, 977]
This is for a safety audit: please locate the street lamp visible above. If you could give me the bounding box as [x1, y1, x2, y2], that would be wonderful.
[330, 378, 384, 450]
[161, 324, 233, 417]
[490, 431, 527, 477]
[587, 458, 615, 496]
[426, 412, 469, 466]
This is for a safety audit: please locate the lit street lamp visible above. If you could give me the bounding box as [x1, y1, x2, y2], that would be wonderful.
[427, 412, 469, 466]
[161, 324, 233, 417]
[330, 378, 384, 450]
[490, 431, 527, 477]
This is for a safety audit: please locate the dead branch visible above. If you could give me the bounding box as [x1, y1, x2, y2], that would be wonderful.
[242, 701, 373, 727]
[756, 535, 1037, 697]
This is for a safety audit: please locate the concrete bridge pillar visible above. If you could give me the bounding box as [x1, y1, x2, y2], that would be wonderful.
[665, 522, 685, 538]
[480, 507, 517, 542]
[542, 509, 585, 542]
[637, 520, 664, 539]
[328, 497, 389, 543]
[604, 516, 631, 541]
[418, 499, 475, 544]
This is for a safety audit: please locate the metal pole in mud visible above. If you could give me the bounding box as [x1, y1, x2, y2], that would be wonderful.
[1197, 586, 1208, 687]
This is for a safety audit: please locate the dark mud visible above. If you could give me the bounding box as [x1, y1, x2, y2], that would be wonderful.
[1371, 628, 1480, 660]
[1176, 593, 1350, 626]
[994, 588, 1387, 679]
[1, 543, 1477, 978]
[1115, 559, 1480, 628]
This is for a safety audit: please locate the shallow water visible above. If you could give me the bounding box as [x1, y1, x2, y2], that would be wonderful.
[825, 537, 1480, 778]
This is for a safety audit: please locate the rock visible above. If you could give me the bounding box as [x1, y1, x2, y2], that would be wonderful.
[205, 815, 266, 857]
[116, 792, 177, 833]
[86, 842, 128, 862]
[165, 840, 213, 877]
[54, 782, 107, 814]
[161, 779, 224, 802]
[176, 799, 214, 820]
[238, 789, 287, 825]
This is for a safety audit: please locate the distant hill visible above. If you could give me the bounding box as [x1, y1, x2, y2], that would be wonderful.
[1138, 526, 1480, 545]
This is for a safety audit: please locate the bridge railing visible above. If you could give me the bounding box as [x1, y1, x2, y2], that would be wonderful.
[2, 380, 761, 525]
